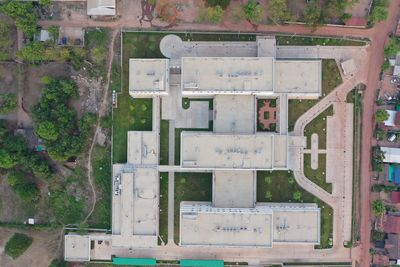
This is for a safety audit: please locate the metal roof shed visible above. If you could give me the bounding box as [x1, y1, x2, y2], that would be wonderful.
[180, 259, 224, 267]
[112, 257, 156, 266]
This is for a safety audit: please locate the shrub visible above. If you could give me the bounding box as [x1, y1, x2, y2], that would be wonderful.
[375, 109, 390, 123]
[198, 6, 224, 24]
[5, 233, 33, 259]
[372, 230, 385, 241]
[372, 199, 386, 216]
[206, 0, 230, 9]
[243, 0, 263, 23]
[0, 93, 17, 114]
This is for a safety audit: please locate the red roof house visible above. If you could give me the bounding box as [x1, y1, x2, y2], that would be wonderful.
[386, 234, 400, 259]
[384, 215, 400, 234]
[392, 192, 400, 204]
[345, 17, 367, 27]
[372, 254, 390, 266]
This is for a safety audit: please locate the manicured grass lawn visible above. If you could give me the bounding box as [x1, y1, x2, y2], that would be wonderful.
[173, 172, 212, 244]
[288, 59, 341, 131]
[257, 171, 333, 249]
[88, 145, 111, 229]
[159, 172, 168, 245]
[276, 35, 366, 46]
[160, 120, 169, 165]
[304, 105, 334, 149]
[304, 153, 332, 193]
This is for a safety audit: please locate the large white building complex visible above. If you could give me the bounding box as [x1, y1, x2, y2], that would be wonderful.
[65, 35, 326, 262]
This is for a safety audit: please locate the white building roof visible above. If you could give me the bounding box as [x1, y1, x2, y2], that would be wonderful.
[381, 147, 400, 163]
[87, 0, 116, 16]
[129, 59, 169, 95]
[64, 235, 90, 261]
[180, 202, 320, 247]
[127, 131, 158, 165]
[181, 132, 287, 170]
[384, 110, 397, 127]
[181, 57, 274, 95]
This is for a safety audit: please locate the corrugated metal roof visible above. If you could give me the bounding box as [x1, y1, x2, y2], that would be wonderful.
[180, 259, 224, 267]
[112, 257, 156, 266]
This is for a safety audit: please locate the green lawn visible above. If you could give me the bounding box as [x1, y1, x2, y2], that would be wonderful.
[174, 172, 213, 244]
[304, 105, 334, 149]
[288, 59, 342, 131]
[276, 35, 366, 46]
[160, 120, 169, 165]
[257, 171, 333, 249]
[304, 153, 332, 193]
[88, 145, 111, 229]
[159, 172, 168, 245]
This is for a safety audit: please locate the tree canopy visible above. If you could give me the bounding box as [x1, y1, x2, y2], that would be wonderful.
[1, 1, 38, 37]
[372, 199, 386, 216]
[31, 77, 94, 161]
[375, 109, 390, 123]
[243, 0, 263, 23]
[268, 0, 291, 23]
[206, 0, 230, 9]
[304, 0, 322, 29]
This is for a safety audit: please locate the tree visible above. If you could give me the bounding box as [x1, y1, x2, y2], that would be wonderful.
[304, 0, 322, 29]
[0, 93, 17, 114]
[268, 0, 291, 23]
[384, 37, 400, 57]
[243, 0, 263, 23]
[36, 121, 58, 141]
[1, 1, 38, 37]
[293, 191, 302, 201]
[375, 127, 386, 141]
[0, 149, 16, 169]
[7, 171, 23, 187]
[372, 200, 386, 216]
[17, 42, 49, 63]
[48, 26, 60, 43]
[39, 0, 52, 8]
[198, 5, 224, 24]
[206, 0, 230, 9]
[4, 233, 33, 259]
[91, 47, 106, 66]
[375, 109, 390, 123]
[372, 230, 385, 241]
[156, 0, 178, 24]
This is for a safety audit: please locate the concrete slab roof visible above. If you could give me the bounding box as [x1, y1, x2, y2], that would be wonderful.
[111, 168, 158, 248]
[180, 202, 273, 247]
[213, 170, 255, 208]
[269, 203, 320, 244]
[213, 95, 255, 134]
[181, 132, 288, 170]
[181, 57, 274, 94]
[64, 235, 90, 261]
[129, 59, 169, 95]
[127, 131, 158, 165]
[274, 60, 321, 96]
[87, 0, 116, 16]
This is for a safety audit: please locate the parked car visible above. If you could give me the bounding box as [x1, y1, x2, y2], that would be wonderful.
[388, 133, 397, 142]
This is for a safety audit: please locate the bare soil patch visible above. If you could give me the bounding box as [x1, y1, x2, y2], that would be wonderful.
[0, 228, 61, 267]
[0, 63, 18, 94]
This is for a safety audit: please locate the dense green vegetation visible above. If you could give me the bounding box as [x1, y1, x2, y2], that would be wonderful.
[160, 120, 169, 165]
[375, 109, 389, 123]
[198, 6, 224, 24]
[85, 28, 109, 78]
[7, 170, 40, 203]
[50, 186, 85, 225]
[372, 199, 386, 216]
[384, 37, 400, 57]
[1, 1, 38, 37]
[368, 0, 389, 25]
[0, 120, 51, 179]
[243, 0, 263, 23]
[0, 92, 17, 114]
[257, 171, 333, 248]
[174, 172, 212, 243]
[268, 0, 291, 23]
[206, 0, 230, 9]
[31, 77, 95, 161]
[49, 259, 67, 267]
[88, 146, 111, 228]
[5, 233, 33, 259]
